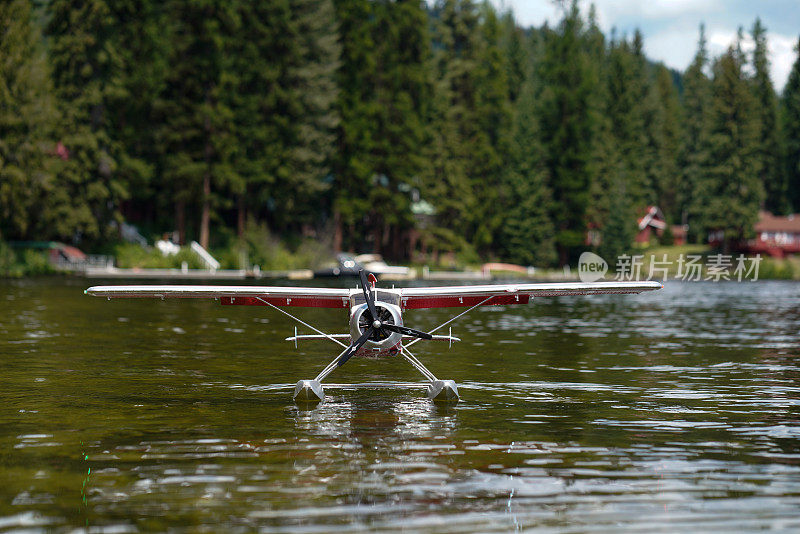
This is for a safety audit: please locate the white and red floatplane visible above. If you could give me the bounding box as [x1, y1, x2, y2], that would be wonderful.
[86, 271, 662, 403]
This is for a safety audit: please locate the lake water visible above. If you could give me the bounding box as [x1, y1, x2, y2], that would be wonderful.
[1, 278, 799, 532]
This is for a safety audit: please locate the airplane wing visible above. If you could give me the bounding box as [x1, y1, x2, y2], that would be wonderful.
[84, 285, 352, 308]
[398, 281, 662, 309]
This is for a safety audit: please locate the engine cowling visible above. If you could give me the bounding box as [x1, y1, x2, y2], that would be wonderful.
[349, 302, 403, 353]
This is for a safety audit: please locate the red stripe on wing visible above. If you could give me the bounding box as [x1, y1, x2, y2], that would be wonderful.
[221, 296, 348, 308]
[402, 294, 529, 309]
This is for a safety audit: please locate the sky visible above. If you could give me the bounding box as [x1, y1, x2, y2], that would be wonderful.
[488, 0, 799, 92]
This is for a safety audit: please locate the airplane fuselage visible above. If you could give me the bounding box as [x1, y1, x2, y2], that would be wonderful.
[348, 290, 404, 357]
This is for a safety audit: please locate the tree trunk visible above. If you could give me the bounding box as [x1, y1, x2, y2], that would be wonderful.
[373, 224, 382, 254]
[391, 225, 403, 261]
[558, 244, 568, 267]
[237, 193, 245, 238]
[382, 221, 391, 256]
[348, 223, 355, 253]
[176, 199, 186, 245]
[199, 168, 211, 249]
[200, 87, 214, 250]
[333, 209, 343, 252]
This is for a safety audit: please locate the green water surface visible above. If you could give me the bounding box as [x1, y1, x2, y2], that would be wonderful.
[1, 278, 799, 532]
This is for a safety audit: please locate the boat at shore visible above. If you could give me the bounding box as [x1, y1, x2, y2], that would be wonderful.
[313, 253, 412, 279]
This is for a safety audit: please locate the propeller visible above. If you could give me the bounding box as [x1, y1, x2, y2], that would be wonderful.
[360, 270, 379, 330]
[337, 269, 432, 367]
[336, 324, 375, 367]
[382, 323, 432, 339]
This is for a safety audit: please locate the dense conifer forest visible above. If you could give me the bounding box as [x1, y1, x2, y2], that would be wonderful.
[2, 0, 800, 266]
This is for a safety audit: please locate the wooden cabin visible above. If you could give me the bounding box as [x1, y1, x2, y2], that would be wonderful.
[744, 211, 800, 257]
[635, 206, 666, 245]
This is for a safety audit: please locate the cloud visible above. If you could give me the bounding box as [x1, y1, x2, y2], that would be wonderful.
[489, 0, 561, 28]
[706, 27, 794, 90]
[770, 33, 797, 92]
[644, 25, 701, 73]
[489, 0, 721, 31]
[595, 0, 721, 24]
[486, 0, 797, 92]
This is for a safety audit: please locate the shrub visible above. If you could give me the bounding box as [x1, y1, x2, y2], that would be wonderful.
[0, 242, 55, 277]
[238, 221, 332, 271]
[0, 241, 22, 277]
[113, 243, 205, 269]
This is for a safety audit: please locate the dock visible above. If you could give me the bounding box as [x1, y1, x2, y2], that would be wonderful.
[84, 265, 577, 282]
[84, 266, 314, 280]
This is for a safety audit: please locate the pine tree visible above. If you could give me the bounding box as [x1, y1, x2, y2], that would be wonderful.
[104, 0, 171, 233]
[333, 0, 429, 258]
[499, 67, 555, 266]
[603, 31, 653, 211]
[598, 178, 636, 267]
[696, 45, 763, 251]
[682, 25, 714, 238]
[782, 38, 800, 212]
[499, 11, 526, 105]
[280, 0, 340, 232]
[647, 65, 683, 222]
[332, 0, 378, 251]
[154, 0, 240, 247]
[585, 9, 614, 236]
[228, 0, 295, 236]
[470, 3, 512, 252]
[750, 18, 786, 214]
[46, 0, 130, 243]
[630, 31, 654, 207]
[368, 0, 432, 259]
[0, 0, 57, 240]
[426, 0, 507, 256]
[537, 0, 599, 265]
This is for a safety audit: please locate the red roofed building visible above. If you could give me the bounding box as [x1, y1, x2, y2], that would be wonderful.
[49, 244, 87, 264]
[670, 224, 688, 246]
[586, 205, 686, 247]
[636, 206, 666, 244]
[740, 211, 800, 257]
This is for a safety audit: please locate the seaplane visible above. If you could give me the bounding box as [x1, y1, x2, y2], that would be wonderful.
[85, 271, 661, 403]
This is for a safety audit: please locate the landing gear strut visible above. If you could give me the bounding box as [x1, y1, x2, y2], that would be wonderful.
[292, 344, 459, 404]
[292, 344, 349, 403]
[400, 346, 459, 402]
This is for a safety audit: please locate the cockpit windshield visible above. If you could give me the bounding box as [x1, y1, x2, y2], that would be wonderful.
[350, 290, 399, 306]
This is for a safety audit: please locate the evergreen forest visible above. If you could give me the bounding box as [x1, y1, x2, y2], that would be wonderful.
[3, 0, 800, 266]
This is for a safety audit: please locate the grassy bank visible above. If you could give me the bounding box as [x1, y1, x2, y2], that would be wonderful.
[0, 242, 57, 277]
[113, 224, 333, 271]
[3, 237, 799, 281]
[631, 244, 798, 280]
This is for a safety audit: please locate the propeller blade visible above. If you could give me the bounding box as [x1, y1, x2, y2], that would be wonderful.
[382, 323, 433, 340]
[359, 269, 379, 322]
[337, 326, 374, 367]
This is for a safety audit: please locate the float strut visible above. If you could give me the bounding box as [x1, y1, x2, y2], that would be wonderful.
[293, 346, 350, 403]
[401, 347, 459, 403]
